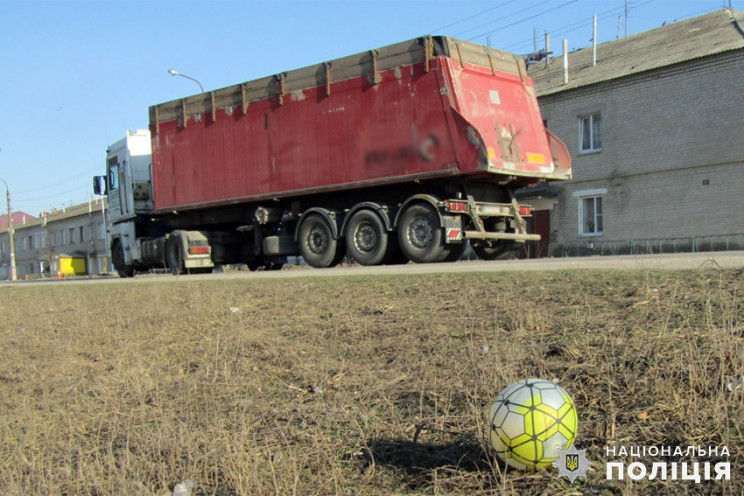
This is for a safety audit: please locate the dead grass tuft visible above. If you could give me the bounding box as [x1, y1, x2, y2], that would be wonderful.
[0, 269, 741, 495]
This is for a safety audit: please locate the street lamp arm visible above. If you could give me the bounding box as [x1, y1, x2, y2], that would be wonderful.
[167, 69, 205, 93]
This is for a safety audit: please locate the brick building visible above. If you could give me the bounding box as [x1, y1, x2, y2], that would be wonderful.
[524, 8, 744, 256]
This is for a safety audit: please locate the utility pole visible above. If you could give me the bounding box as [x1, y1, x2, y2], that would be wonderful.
[0, 178, 17, 281]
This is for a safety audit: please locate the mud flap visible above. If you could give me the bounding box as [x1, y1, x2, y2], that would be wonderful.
[442, 215, 463, 244]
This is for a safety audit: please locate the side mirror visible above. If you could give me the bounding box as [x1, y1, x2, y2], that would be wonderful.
[93, 175, 107, 195]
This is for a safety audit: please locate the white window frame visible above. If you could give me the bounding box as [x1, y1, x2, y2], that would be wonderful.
[579, 113, 602, 153]
[573, 188, 606, 237]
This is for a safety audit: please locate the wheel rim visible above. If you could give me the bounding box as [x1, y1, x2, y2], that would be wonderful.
[307, 225, 329, 255]
[354, 223, 378, 254]
[407, 216, 433, 249]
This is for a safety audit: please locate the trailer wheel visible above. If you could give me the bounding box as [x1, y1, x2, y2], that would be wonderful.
[166, 232, 185, 275]
[397, 203, 449, 263]
[443, 241, 467, 262]
[346, 210, 389, 266]
[298, 214, 345, 268]
[382, 235, 409, 265]
[471, 240, 518, 260]
[112, 240, 135, 278]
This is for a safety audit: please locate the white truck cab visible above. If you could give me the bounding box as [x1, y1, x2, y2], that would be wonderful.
[94, 130, 214, 277]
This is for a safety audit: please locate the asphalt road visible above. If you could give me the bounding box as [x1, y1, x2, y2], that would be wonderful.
[3, 251, 743, 286]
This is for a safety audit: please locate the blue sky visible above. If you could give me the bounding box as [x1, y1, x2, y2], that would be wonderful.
[0, 0, 733, 216]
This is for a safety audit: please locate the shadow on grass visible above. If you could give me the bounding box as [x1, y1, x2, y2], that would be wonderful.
[361, 431, 494, 490]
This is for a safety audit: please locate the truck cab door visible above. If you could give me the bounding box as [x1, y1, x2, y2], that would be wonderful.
[106, 153, 135, 223]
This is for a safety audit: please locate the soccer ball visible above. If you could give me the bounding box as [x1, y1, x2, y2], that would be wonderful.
[488, 378, 577, 471]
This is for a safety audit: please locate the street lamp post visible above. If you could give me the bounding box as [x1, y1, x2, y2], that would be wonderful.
[167, 69, 205, 93]
[0, 178, 17, 281]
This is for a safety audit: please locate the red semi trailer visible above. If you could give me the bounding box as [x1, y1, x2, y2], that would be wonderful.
[96, 36, 570, 276]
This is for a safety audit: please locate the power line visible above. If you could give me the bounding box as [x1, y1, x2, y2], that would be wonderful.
[13, 165, 101, 195]
[466, 0, 581, 43]
[14, 184, 89, 203]
[501, 0, 654, 53]
[430, 1, 517, 33]
[452, 1, 552, 38]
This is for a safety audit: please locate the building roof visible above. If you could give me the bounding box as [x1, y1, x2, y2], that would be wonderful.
[0, 201, 106, 232]
[528, 8, 744, 96]
[0, 212, 37, 232]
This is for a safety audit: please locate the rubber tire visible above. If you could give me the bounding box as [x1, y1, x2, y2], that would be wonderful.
[112, 240, 135, 278]
[346, 210, 389, 266]
[383, 236, 409, 265]
[471, 240, 518, 260]
[298, 214, 345, 268]
[166, 233, 185, 275]
[443, 241, 467, 262]
[397, 203, 448, 264]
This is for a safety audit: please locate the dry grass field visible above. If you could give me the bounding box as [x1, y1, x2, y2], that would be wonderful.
[0, 268, 742, 495]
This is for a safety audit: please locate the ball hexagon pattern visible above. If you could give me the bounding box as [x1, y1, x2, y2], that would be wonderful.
[488, 378, 577, 471]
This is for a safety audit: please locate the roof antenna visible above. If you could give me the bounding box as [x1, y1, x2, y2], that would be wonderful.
[592, 14, 598, 66]
[617, 14, 623, 39]
[624, 0, 629, 37]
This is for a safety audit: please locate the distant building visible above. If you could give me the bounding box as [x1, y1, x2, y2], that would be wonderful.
[0, 211, 36, 233]
[0, 200, 110, 280]
[523, 8, 744, 257]
[0, 211, 36, 279]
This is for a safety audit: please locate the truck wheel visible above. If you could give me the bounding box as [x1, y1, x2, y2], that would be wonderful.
[298, 214, 345, 268]
[397, 203, 448, 263]
[382, 235, 409, 265]
[471, 240, 517, 260]
[346, 210, 389, 266]
[112, 240, 135, 278]
[166, 232, 185, 275]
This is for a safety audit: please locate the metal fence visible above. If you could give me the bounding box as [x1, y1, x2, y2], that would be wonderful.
[544, 233, 744, 258]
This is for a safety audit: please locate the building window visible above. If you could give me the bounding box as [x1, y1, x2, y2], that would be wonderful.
[580, 196, 603, 236]
[69, 227, 76, 244]
[79, 226, 85, 243]
[579, 113, 602, 153]
[573, 188, 606, 237]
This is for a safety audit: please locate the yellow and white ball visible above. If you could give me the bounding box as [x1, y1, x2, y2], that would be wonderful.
[488, 378, 578, 470]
